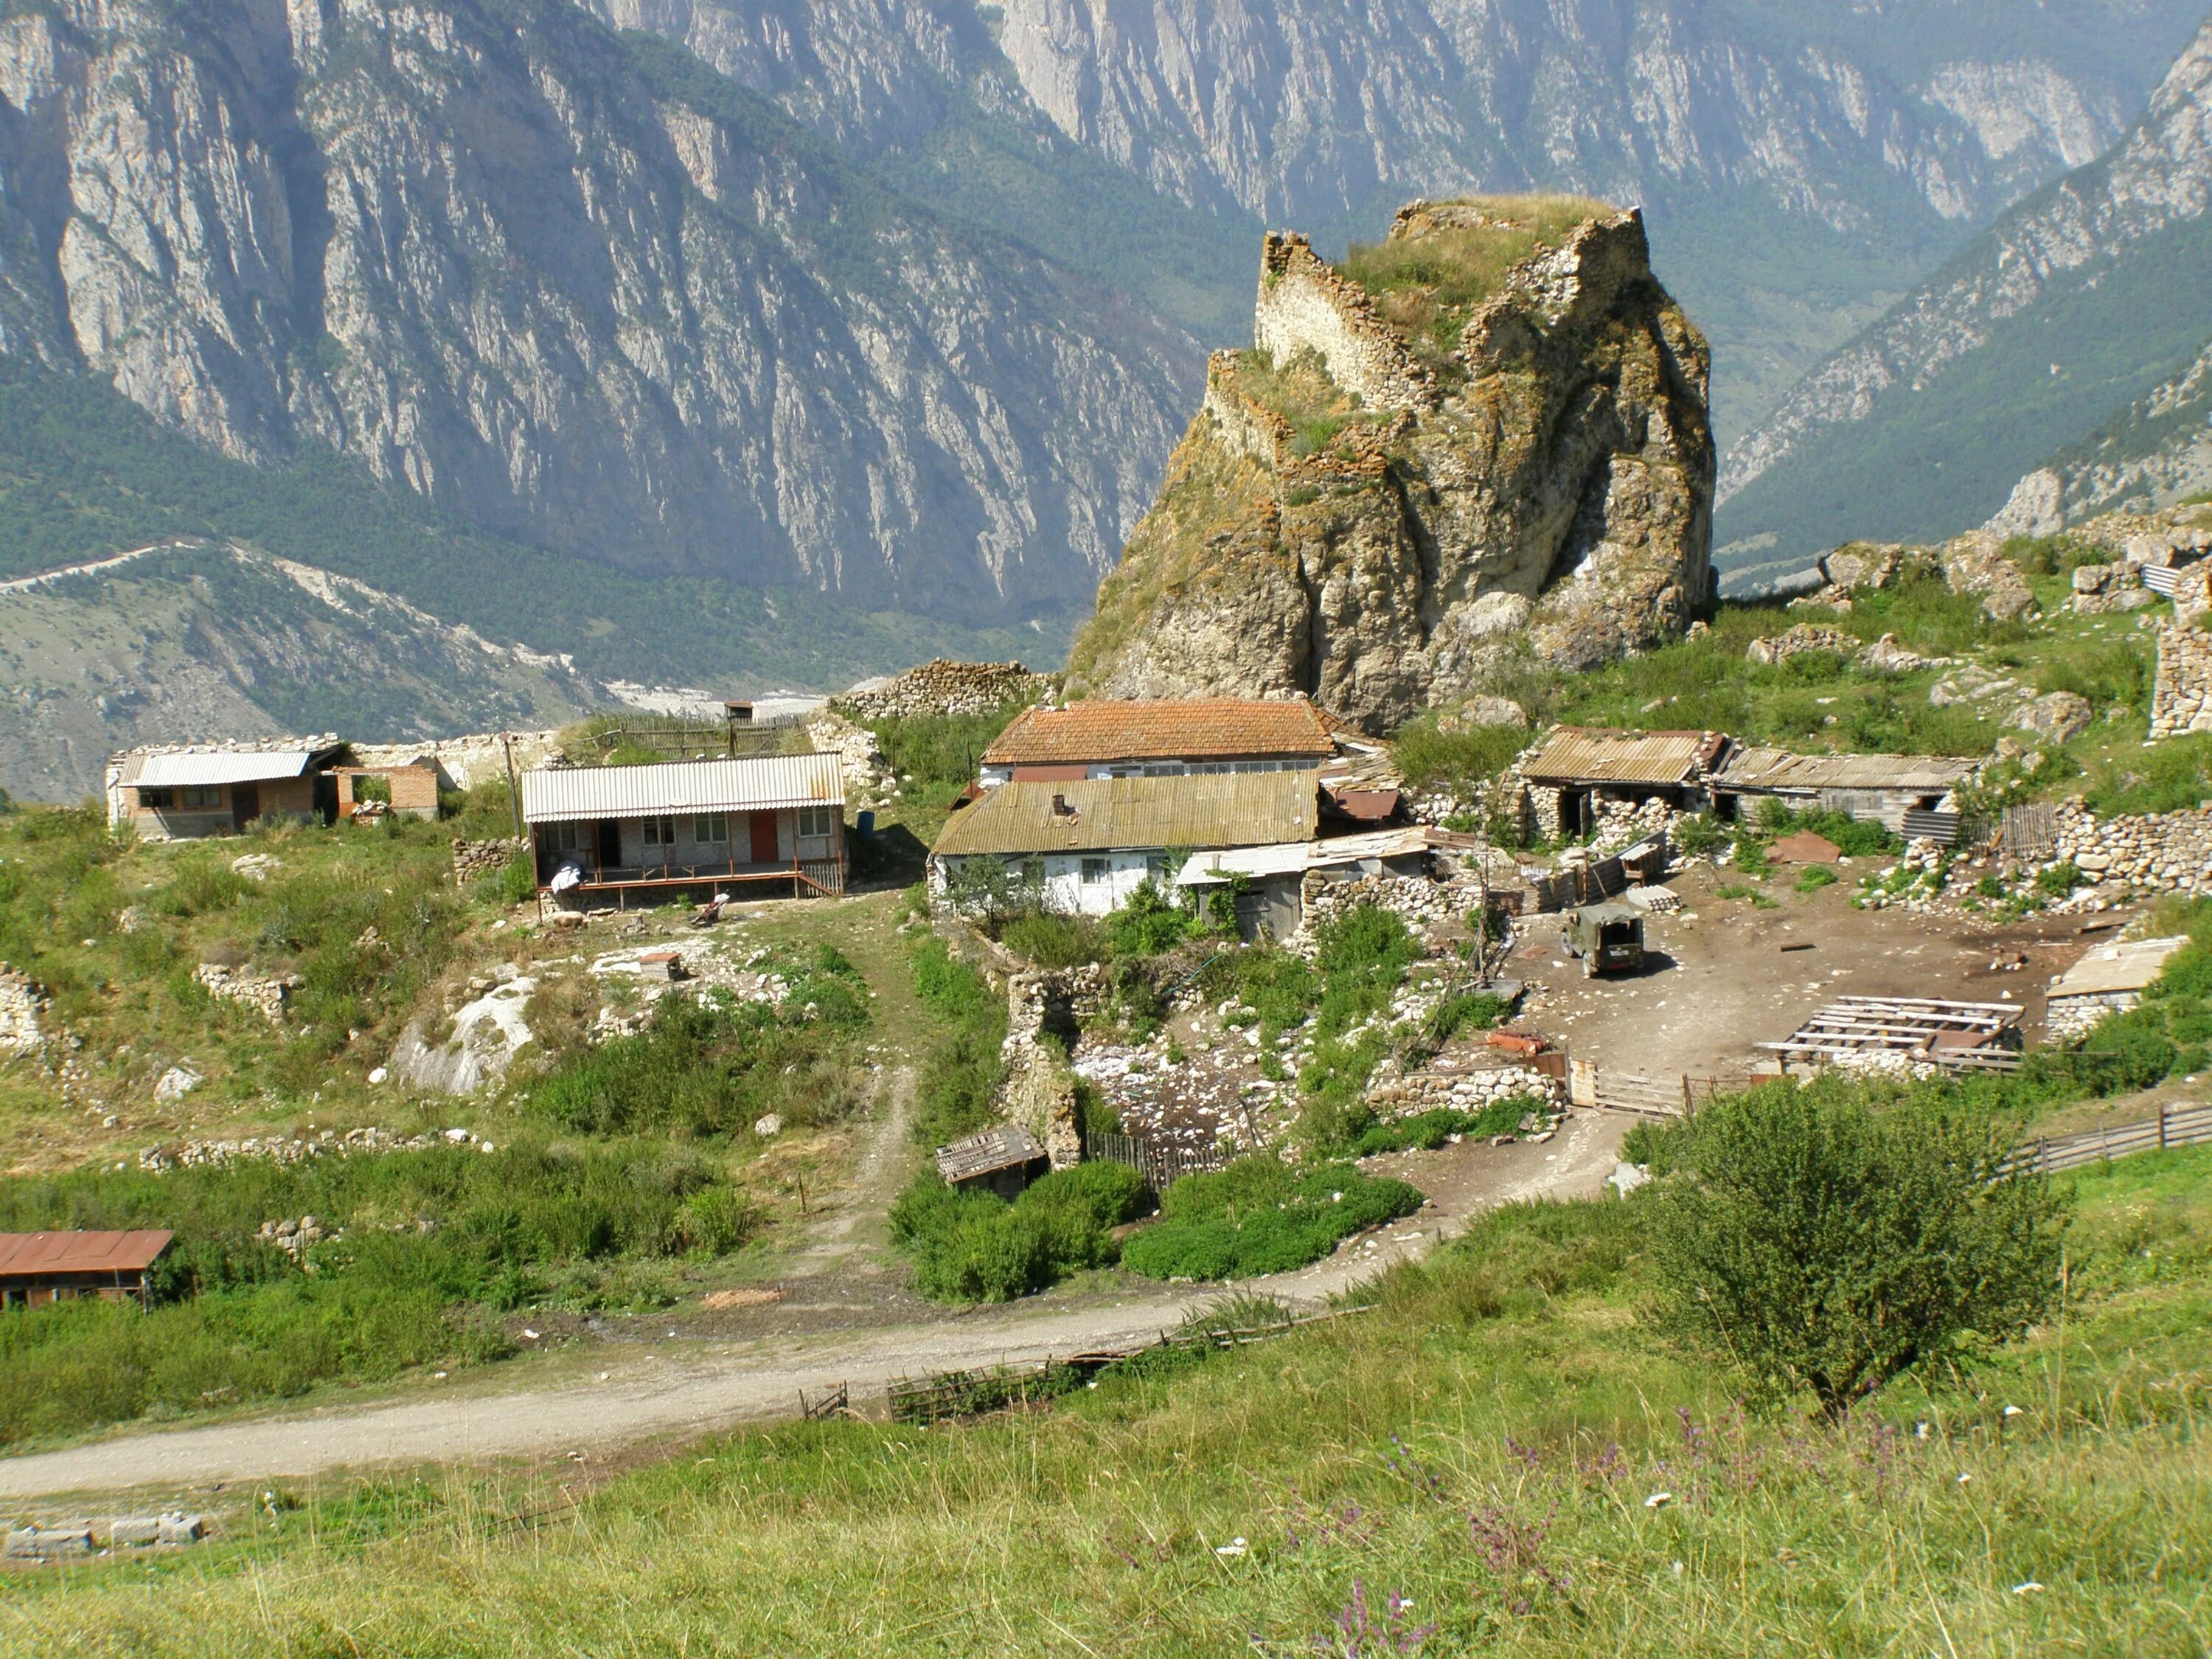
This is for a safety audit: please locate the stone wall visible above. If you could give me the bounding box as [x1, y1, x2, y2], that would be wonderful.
[2046, 991, 2143, 1046]
[452, 837, 528, 885]
[0, 964, 45, 1054]
[803, 712, 894, 807]
[1368, 1062, 1563, 1117]
[353, 729, 564, 791]
[193, 962, 299, 1021]
[2151, 623, 2212, 737]
[2053, 799, 2212, 896]
[1253, 232, 1437, 414]
[998, 964, 1110, 1170]
[832, 659, 1051, 720]
[1298, 871, 1477, 944]
[1003, 965, 1113, 1057]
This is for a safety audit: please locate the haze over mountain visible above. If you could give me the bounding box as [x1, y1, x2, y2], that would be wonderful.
[1716, 12, 2212, 583]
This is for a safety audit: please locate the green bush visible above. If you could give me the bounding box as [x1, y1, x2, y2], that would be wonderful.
[2036, 861, 2081, 897]
[998, 911, 1107, 968]
[1670, 813, 1725, 857]
[1119, 1158, 1422, 1280]
[1102, 881, 1203, 957]
[1350, 1096, 1543, 1156]
[1391, 719, 1531, 795]
[1645, 1082, 2069, 1417]
[908, 937, 1009, 1150]
[891, 1161, 1146, 1304]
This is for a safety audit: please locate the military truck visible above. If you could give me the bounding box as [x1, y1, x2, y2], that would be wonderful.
[1563, 902, 1646, 978]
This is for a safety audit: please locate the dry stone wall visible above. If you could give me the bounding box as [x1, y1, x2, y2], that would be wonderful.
[832, 660, 1051, 720]
[192, 963, 298, 1022]
[451, 838, 527, 884]
[1368, 1063, 1563, 1116]
[0, 965, 45, 1054]
[1299, 872, 1478, 944]
[2053, 799, 2212, 895]
[1253, 232, 1438, 414]
[2151, 624, 2212, 737]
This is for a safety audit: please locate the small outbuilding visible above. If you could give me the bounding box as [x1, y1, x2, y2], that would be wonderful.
[108, 742, 350, 840]
[934, 1125, 1049, 1200]
[1518, 728, 1731, 838]
[0, 1230, 173, 1309]
[2046, 936, 2191, 1043]
[1711, 747, 1977, 837]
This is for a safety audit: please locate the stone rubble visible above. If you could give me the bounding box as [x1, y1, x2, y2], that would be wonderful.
[139, 1123, 490, 1173]
[831, 659, 1051, 721]
[193, 962, 299, 1022]
[0, 964, 46, 1055]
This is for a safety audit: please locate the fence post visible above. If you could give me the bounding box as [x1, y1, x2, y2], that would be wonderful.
[2160, 1104, 2169, 1151]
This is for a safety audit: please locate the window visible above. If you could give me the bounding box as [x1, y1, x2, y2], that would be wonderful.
[137, 787, 172, 809]
[642, 816, 677, 847]
[693, 812, 728, 844]
[796, 805, 838, 838]
[1146, 853, 1168, 880]
[1080, 857, 1111, 885]
[543, 821, 581, 853]
[179, 785, 222, 809]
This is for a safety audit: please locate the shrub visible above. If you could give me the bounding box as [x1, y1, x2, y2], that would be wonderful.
[1102, 880, 1202, 958]
[908, 936, 1009, 1150]
[1670, 813, 1725, 857]
[1795, 865, 1837, 893]
[998, 911, 1107, 968]
[1645, 1083, 2069, 1418]
[892, 1161, 1145, 1304]
[1350, 1096, 1543, 1156]
[2036, 861, 2081, 897]
[1119, 1158, 1422, 1280]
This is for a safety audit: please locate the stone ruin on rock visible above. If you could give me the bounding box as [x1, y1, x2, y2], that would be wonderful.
[1065, 196, 1716, 731]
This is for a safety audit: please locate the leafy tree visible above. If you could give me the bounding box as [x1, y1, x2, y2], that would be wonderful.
[1646, 1084, 2068, 1419]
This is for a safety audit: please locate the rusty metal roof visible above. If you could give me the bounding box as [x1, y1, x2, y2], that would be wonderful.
[934, 1125, 1046, 1183]
[983, 699, 1333, 765]
[0, 1230, 173, 1276]
[932, 771, 1319, 858]
[1520, 728, 1720, 787]
[1714, 746, 1978, 794]
[521, 754, 844, 824]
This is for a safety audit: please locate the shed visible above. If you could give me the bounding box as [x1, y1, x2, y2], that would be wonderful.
[108, 742, 350, 841]
[1175, 826, 1465, 941]
[2046, 935, 2190, 1042]
[521, 753, 846, 906]
[932, 771, 1321, 917]
[934, 1125, 1049, 1200]
[0, 1230, 172, 1309]
[1711, 747, 1977, 832]
[1518, 728, 1729, 835]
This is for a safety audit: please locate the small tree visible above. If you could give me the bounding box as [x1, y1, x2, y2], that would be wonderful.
[1647, 1083, 2068, 1419]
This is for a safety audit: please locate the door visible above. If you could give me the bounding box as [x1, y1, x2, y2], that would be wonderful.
[596, 819, 622, 874]
[749, 810, 780, 865]
[231, 784, 260, 832]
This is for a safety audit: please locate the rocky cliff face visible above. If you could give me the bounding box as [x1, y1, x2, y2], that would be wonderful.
[1065, 198, 1714, 731]
[1717, 15, 2212, 571]
[0, 0, 1192, 623]
[1991, 333, 2212, 535]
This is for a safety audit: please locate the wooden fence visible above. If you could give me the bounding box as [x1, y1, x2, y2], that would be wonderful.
[2006, 1101, 2212, 1175]
[1988, 801, 2059, 863]
[1083, 1130, 1225, 1192]
[1570, 1063, 1744, 1118]
[798, 1382, 849, 1421]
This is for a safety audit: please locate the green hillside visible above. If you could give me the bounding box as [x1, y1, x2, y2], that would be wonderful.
[0, 361, 1076, 692]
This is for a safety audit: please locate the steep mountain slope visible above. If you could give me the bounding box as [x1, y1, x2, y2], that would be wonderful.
[1066, 198, 1713, 730]
[0, 543, 602, 803]
[0, 0, 1193, 625]
[1716, 15, 2212, 579]
[1991, 337, 2212, 532]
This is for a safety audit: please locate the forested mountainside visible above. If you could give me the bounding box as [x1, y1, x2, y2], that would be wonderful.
[1992, 338, 2212, 533]
[1715, 14, 2212, 586]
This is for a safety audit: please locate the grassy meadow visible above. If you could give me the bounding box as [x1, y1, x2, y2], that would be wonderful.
[7, 1140, 2206, 1656]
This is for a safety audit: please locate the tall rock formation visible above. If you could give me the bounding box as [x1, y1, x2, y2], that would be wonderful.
[1065, 198, 1714, 731]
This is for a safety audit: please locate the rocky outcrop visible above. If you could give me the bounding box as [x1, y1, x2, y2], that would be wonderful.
[1066, 200, 1714, 731]
[0, 965, 45, 1055]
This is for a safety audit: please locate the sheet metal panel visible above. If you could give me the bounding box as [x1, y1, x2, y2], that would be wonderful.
[1716, 746, 1977, 794]
[2049, 936, 2191, 1001]
[933, 771, 1318, 857]
[1520, 728, 1713, 787]
[934, 1126, 1046, 1183]
[0, 1229, 174, 1276]
[133, 751, 316, 788]
[521, 754, 844, 824]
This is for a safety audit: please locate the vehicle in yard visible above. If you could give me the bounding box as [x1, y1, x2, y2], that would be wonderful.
[1564, 903, 1646, 978]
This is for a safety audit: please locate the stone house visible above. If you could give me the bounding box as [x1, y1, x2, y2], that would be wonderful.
[1517, 727, 1730, 839]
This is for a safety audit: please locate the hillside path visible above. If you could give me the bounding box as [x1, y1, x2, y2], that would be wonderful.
[0, 1111, 1627, 1500]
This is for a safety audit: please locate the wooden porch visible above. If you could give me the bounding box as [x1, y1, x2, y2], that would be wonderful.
[542, 857, 846, 906]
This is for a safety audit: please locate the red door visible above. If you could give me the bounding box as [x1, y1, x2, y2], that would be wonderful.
[748, 810, 779, 865]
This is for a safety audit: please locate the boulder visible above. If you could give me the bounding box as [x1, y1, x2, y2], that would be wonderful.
[1442, 695, 1530, 731]
[1941, 531, 2037, 622]
[2013, 691, 2094, 745]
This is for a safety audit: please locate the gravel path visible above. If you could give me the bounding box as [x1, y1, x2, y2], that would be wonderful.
[0, 1110, 1626, 1500]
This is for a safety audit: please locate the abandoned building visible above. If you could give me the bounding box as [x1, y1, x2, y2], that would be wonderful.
[1175, 825, 1476, 941]
[933, 1124, 1050, 1200]
[1518, 728, 1731, 838]
[2045, 936, 2191, 1043]
[1711, 747, 1976, 838]
[106, 740, 352, 840]
[931, 769, 1321, 917]
[521, 752, 847, 905]
[0, 1230, 172, 1309]
[333, 757, 445, 821]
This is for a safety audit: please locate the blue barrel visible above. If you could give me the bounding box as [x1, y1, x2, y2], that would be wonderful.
[857, 810, 877, 838]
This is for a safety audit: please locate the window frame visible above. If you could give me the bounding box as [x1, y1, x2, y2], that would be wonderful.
[692, 812, 728, 844]
[641, 815, 677, 848]
[178, 785, 222, 810]
[1079, 856, 1112, 886]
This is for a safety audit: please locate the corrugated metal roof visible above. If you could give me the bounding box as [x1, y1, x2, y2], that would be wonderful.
[1520, 728, 1717, 787]
[0, 1229, 173, 1276]
[2049, 936, 2191, 1000]
[1175, 826, 1453, 885]
[133, 751, 319, 788]
[521, 754, 844, 824]
[983, 699, 1333, 765]
[933, 772, 1318, 857]
[1714, 746, 1978, 794]
[935, 1125, 1046, 1183]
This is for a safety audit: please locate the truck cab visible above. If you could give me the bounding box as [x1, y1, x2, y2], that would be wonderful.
[1564, 903, 1646, 978]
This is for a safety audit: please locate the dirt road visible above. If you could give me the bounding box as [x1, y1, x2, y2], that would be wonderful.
[0, 1109, 1626, 1501]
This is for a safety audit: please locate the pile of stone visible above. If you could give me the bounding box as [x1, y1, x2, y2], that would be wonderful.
[1745, 624, 1854, 665]
[2151, 623, 2212, 737]
[802, 711, 895, 805]
[2051, 798, 2212, 899]
[1299, 872, 1476, 944]
[193, 961, 299, 1022]
[1939, 531, 2038, 622]
[0, 964, 45, 1054]
[1585, 796, 1676, 859]
[451, 838, 526, 884]
[1857, 838, 1950, 912]
[139, 1124, 488, 1173]
[2067, 560, 2156, 615]
[832, 659, 1051, 721]
[257, 1214, 333, 1258]
[1366, 1062, 1562, 1117]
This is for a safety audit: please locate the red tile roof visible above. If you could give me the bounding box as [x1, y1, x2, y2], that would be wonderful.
[982, 700, 1333, 765]
[0, 1230, 174, 1276]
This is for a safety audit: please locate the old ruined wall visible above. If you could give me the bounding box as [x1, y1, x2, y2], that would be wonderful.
[2053, 799, 2212, 893]
[2151, 623, 2212, 737]
[0, 965, 45, 1055]
[1253, 234, 1438, 414]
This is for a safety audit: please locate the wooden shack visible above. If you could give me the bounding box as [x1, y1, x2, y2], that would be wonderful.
[0, 1230, 173, 1309]
[933, 1126, 1049, 1200]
